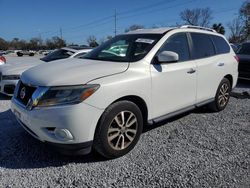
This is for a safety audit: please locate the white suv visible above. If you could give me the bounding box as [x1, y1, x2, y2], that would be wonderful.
[11, 26, 238, 158]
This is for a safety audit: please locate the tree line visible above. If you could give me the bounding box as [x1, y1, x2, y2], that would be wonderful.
[0, 36, 66, 51]
[0, 0, 249, 51]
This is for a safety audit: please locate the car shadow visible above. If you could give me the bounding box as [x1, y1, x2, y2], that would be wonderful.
[231, 79, 250, 99]
[0, 109, 108, 170]
[0, 93, 12, 100]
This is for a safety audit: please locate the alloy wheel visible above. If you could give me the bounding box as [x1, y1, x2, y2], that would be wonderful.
[107, 111, 138, 150]
[218, 83, 230, 107]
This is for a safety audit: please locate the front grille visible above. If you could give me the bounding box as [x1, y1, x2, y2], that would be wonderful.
[16, 81, 37, 106]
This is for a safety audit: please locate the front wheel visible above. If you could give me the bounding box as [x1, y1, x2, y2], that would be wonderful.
[208, 78, 231, 112]
[93, 101, 143, 159]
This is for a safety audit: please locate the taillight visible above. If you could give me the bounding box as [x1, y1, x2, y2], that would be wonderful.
[0, 56, 6, 64]
[234, 55, 239, 63]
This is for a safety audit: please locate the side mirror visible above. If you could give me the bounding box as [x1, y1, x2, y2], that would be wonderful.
[156, 51, 179, 63]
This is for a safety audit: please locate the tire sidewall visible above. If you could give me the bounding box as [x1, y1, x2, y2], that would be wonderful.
[94, 101, 143, 158]
[215, 78, 231, 111]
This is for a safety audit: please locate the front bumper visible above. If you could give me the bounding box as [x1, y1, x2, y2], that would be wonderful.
[11, 98, 104, 147]
[0, 79, 18, 96]
[46, 141, 93, 155]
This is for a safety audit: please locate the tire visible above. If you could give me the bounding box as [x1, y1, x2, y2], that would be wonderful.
[29, 53, 34, 56]
[208, 78, 231, 112]
[17, 52, 23, 57]
[93, 101, 143, 159]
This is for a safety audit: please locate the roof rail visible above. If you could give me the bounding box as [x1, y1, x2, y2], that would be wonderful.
[180, 25, 216, 33]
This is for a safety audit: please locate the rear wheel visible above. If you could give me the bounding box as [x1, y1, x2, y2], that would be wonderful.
[17, 52, 23, 57]
[93, 101, 143, 158]
[208, 78, 231, 112]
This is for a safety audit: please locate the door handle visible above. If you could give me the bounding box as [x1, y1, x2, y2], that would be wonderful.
[187, 68, 196, 74]
[218, 62, 224, 67]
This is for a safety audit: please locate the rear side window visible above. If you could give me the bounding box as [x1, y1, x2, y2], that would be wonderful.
[211, 35, 230, 54]
[190, 33, 215, 59]
[159, 33, 190, 62]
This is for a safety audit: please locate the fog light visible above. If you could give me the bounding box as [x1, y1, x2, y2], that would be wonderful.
[54, 128, 73, 140]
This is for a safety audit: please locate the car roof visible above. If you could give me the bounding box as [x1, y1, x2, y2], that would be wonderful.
[125, 26, 221, 36]
[127, 27, 174, 34]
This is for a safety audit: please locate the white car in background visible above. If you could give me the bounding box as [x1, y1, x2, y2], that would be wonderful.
[0, 47, 92, 96]
[11, 26, 238, 158]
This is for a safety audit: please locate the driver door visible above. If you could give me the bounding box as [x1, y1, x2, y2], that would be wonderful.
[151, 32, 197, 118]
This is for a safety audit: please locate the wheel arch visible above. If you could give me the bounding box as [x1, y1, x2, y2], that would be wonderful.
[112, 95, 149, 126]
[224, 74, 233, 87]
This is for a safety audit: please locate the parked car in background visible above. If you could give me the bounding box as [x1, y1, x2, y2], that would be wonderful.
[0, 47, 92, 96]
[11, 26, 238, 158]
[17, 50, 35, 57]
[40, 47, 92, 62]
[237, 42, 250, 80]
[0, 51, 6, 56]
[0, 56, 6, 65]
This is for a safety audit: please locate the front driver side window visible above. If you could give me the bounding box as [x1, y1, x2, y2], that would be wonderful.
[159, 33, 190, 62]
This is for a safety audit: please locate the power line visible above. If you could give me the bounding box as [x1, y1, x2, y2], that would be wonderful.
[118, 0, 177, 16]
[117, 0, 196, 21]
[37, 0, 179, 36]
[60, 28, 63, 40]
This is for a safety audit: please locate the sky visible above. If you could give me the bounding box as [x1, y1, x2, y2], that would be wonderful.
[0, 0, 246, 45]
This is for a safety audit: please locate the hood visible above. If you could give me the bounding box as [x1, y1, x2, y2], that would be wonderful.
[21, 58, 129, 86]
[0, 61, 43, 75]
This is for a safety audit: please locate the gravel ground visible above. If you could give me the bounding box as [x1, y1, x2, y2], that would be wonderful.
[0, 80, 249, 188]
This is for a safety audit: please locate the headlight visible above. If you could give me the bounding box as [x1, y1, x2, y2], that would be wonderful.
[2, 75, 20, 80]
[34, 84, 99, 107]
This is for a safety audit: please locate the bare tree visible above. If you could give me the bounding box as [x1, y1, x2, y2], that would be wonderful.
[180, 7, 212, 27]
[239, 0, 250, 40]
[0, 38, 8, 50]
[227, 17, 245, 43]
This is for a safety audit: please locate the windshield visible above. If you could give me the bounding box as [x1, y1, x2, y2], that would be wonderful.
[83, 34, 163, 62]
[237, 43, 250, 55]
[40, 49, 75, 62]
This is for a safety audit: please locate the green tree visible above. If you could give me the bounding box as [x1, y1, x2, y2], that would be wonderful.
[212, 23, 225, 35]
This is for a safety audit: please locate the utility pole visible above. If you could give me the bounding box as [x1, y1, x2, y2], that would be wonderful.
[114, 9, 117, 36]
[60, 27, 63, 40]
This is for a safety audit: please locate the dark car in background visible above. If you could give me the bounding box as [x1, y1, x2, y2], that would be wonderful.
[237, 42, 250, 80]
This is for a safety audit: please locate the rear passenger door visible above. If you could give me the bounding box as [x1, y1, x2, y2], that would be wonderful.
[190, 33, 224, 103]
